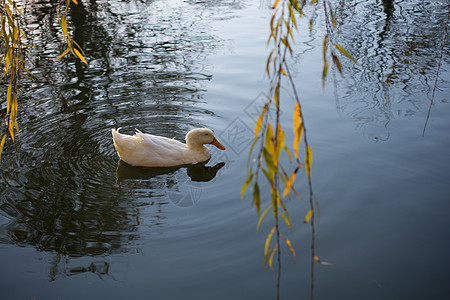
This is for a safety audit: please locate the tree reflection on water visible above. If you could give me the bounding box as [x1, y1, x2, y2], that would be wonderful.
[334, 0, 449, 141]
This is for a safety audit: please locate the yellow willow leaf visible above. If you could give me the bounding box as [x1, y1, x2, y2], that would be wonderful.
[72, 40, 85, 54]
[265, 123, 275, 156]
[11, 93, 17, 119]
[304, 209, 313, 223]
[72, 0, 79, 4]
[13, 118, 19, 139]
[6, 83, 12, 114]
[305, 144, 312, 178]
[282, 165, 300, 198]
[272, 0, 280, 9]
[283, 144, 292, 163]
[293, 102, 303, 160]
[279, 165, 288, 187]
[269, 11, 276, 39]
[285, 238, 296, 261]
[289, 3, 298, 30]
[334, 43, 358, 64]
[73, 48, 88, 64]
[264, 227, 276, 261]
[266, 50, 274, 76]
[271, 190, 279, 222]
[240, 170, 252, 199]
[5, 4, 12, 19]
[56, 47, 71, 61]
[8, 120, 14, 143]
[261, 167, 273, 185]
[255, 104, 267, 138]
[332, 52, 342, 74]
[322, 62, 329, 87]
[0, 134, 6, 159]
[314, 255, 335, 266]
[276, 122, 285, 155]
[268, 245, 277, 270]
[279, 211, 291, 229]
[5, 49, 11, 74]
[278, 197, 291, 227]
[60, 15, 68, 37]
[274, 83, 280, 108]
[64, 0, 71, 13]
[19, 28, 27, 38]
[253, 182, 261, 215]
[323, 34, 328, 62]
[13, 26, 19, 41]
[329, 5, 336, 28]
[257, 205, 271, 232]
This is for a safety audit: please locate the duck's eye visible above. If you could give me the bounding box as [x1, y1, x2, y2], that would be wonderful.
[205, 133, 209, 136]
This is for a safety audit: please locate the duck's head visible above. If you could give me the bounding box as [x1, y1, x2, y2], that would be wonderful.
[186, 128, 226, 150]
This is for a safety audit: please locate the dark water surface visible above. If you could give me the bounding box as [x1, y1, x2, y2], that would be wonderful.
[1, 0, 449, 299]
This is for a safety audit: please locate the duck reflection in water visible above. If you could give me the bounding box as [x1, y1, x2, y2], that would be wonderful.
[116, 159, 226, 182]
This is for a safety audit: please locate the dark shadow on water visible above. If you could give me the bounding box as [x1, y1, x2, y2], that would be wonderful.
[116, 159, 226, 182]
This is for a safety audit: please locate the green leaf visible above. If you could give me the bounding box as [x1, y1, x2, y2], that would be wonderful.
[264, 227, 276, 267]
[279, 211, 291, 228]
[253, 182, 261, 215]
[322, 62, 329, 87]
[257, 205, 272, 232]
[278, 198, 292, 229]
[268, 244, 277, 270]
[333, 43, 358, 64]
[240, 170, 253, 199]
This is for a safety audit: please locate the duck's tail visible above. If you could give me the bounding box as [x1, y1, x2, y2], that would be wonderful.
[112, 128, 124, 155]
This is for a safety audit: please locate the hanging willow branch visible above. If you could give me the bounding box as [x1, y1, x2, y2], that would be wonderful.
[241, 1, 356, 299]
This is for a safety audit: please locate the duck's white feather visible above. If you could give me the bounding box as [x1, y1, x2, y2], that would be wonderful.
[112, 127, 223, 167]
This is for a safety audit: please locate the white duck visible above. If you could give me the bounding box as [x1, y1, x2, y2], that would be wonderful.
[111, 127, 225, 167]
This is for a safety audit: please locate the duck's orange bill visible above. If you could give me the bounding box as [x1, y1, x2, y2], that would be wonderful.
[211, 137, 226, 150]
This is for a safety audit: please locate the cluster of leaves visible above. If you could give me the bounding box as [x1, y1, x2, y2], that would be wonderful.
[0, 0, 29, 159]
[0, 0, 85, 160]
[56, 0, 87, 64]
[240, 0, 312, 271]
[241, 0, 354, 298]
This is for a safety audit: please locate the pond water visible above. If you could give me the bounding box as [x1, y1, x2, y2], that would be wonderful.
[1, 0, 449, 299]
